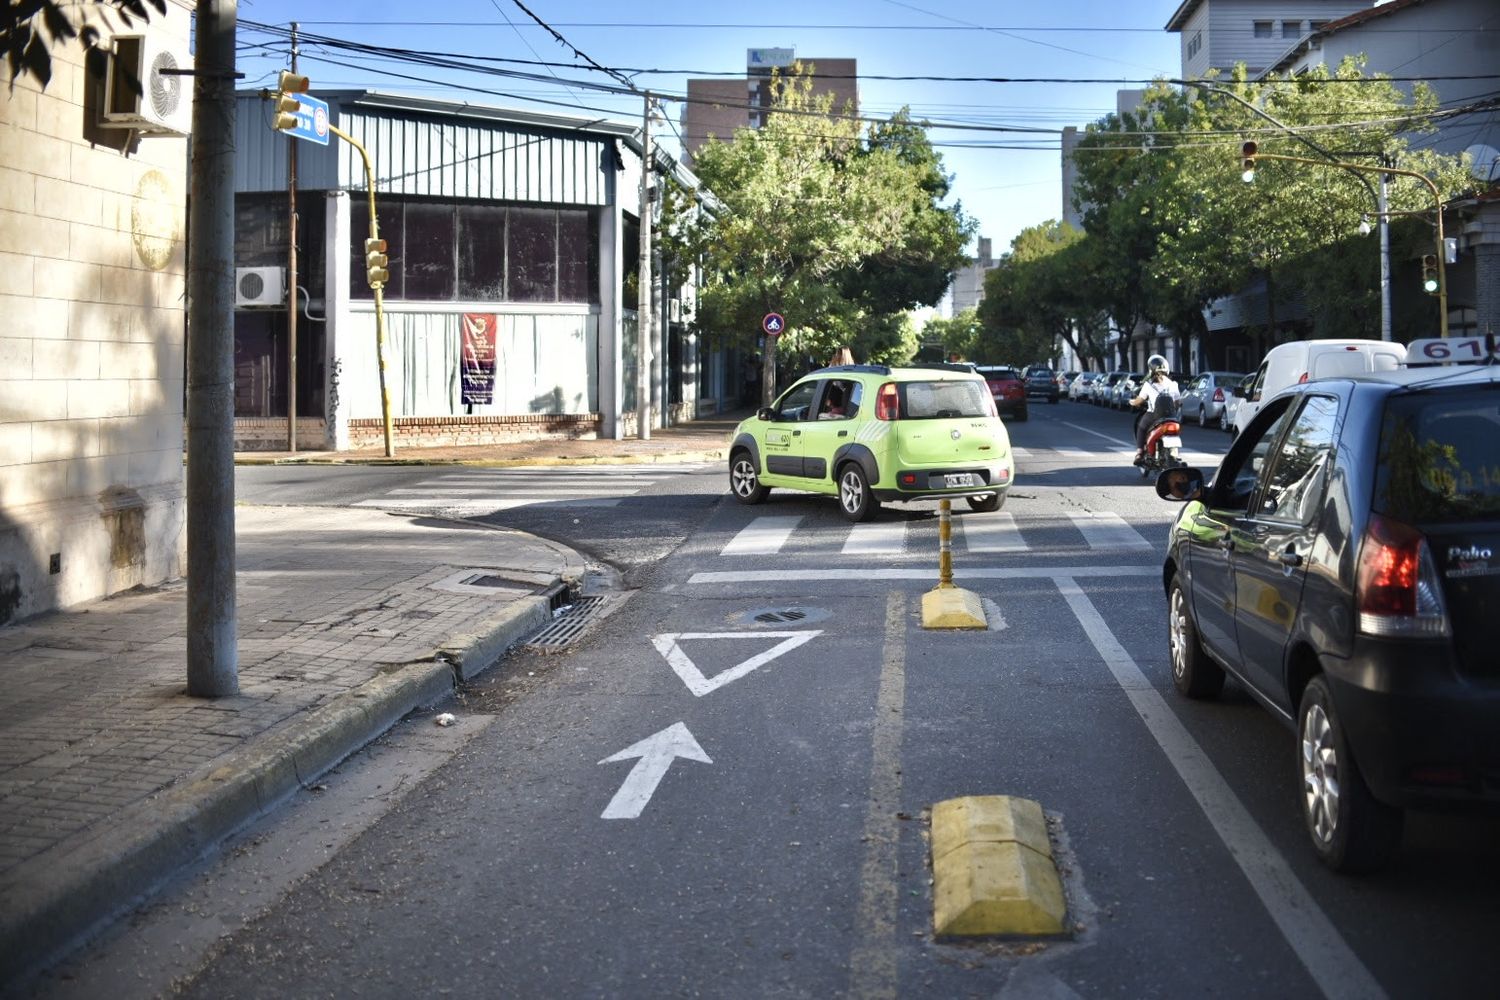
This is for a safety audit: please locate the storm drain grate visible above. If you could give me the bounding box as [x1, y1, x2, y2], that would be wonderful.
[527, 595, 608, 650]
[754, 609, 808, 624]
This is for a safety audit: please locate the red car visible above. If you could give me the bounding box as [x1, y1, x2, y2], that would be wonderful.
[975, 365, 1027, 422]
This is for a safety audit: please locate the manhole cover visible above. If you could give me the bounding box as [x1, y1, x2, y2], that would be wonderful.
[463, 574, 519, 588]
[728, 606, 832, 627]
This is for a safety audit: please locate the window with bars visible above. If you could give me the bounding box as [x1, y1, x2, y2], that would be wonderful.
[349, 197, 598, 304]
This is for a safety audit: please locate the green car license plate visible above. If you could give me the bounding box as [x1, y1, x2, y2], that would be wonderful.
[944, 473, 976, 488]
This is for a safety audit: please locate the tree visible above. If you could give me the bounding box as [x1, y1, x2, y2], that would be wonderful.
[975, 220, 1107, 369]
[4, 0, 163, 90]
[682, 65, 972, 397]
[1070, 59, 1472, 347]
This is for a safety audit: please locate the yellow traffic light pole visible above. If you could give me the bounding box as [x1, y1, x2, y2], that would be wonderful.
[1240, 144, 1449, 338]
[327, 122, 396, 457]
[272, 73, 397, 457]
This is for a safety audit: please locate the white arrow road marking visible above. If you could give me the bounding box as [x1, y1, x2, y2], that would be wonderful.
[598, 722, 713, 820]
[651, 630, 822, 696]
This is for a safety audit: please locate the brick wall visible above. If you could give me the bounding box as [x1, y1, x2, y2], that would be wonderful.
[346, 414, 603, 450]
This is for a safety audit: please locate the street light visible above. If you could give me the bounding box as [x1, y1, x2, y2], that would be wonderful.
[1239, 147, 1449, 337]
[1241, 140, 1257, 183]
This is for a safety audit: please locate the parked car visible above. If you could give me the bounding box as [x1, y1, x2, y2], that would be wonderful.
[1095, 371, 1129, 406]
[1233, 339, 1405, 436]
[1154, 350, 1500, 872]
[1111, 372, 1145, 410]
[1069, 372, 1100, 401]
[729, 362, 1014, 521]
[1181, 371, 1246, 428]
[1220, 373, 1256, 433]
[1057, 370, 1079, 395]
[1024, 365, 1060, 403]
[975, 365, 1028, 422]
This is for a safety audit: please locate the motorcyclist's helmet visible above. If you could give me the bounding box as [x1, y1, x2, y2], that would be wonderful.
[1147, 354, 1169, 376]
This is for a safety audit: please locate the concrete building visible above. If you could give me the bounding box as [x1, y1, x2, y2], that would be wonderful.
[230, 90, 723, 452]
[1165, 0, 1367, 79]
[946, 237, 996, 317]
[1258, 0, 1500, 341]
[1, 1, 193, 624]
[682, 48, 858, 165]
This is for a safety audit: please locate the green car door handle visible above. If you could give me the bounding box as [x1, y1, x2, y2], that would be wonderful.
[838, 430, 848, 438]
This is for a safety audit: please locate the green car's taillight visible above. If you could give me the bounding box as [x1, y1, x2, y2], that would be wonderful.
[875, 382, 899, 420]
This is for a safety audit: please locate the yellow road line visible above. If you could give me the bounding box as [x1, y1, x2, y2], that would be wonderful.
[849, 591, 907, 999]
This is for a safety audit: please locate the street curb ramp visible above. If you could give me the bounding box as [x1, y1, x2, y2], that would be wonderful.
[0, 595, 553, 988]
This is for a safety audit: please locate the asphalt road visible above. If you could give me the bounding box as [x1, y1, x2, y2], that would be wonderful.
[37, 400, 1500, 999]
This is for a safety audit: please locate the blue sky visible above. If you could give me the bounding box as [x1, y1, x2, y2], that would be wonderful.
[236, 1, 1185, 257]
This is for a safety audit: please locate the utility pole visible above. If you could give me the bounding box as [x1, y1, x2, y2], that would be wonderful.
[1379, 159, 1392, 342]
[186, 0, 239, 697]
[637, 91, 653, 440]
[286, 21, 299, 449]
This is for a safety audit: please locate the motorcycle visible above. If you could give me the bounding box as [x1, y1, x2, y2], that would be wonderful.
[1133, 399, 1187, 478]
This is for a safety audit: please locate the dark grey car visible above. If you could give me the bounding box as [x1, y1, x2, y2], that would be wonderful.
[1155, 364, 1500, 872]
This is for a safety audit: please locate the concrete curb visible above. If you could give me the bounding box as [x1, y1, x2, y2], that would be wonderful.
[0, 593, 555, 987]
[234, 449, 728, 468]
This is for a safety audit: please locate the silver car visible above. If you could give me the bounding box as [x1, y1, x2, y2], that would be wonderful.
[1181, 371, 1246, 428]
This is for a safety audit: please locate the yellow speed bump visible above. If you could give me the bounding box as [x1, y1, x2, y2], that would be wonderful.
[931, 795, 1067, 938]
[921, 500, 987, 630]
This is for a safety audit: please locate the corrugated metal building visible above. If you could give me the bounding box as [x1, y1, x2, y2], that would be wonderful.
[231, 89, 721, 450]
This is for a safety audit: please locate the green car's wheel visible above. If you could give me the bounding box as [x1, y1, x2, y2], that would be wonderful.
[729, 451, 769, 504]
[966, 492, 1003, 513]
[837, 463, 879, 522]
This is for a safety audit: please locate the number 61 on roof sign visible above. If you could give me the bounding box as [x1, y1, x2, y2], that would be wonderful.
[762, 313, 784, 336]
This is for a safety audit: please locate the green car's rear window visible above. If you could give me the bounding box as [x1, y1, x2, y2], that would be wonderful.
[899, 380, 991, 419]
[1374, 388, 1500, 523]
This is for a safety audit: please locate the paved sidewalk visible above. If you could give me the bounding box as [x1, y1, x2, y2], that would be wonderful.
[235, 410, 748, 467]
[0, 409, 744, 985]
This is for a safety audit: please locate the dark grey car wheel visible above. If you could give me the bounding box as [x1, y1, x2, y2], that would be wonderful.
[729, 451, 769, 504]
[1169, 577, 1223, 698]
[837, 463, 878, 522]
[1298, 676, 1404, 873]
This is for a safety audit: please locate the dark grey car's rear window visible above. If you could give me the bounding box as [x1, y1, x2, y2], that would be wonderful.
[1375, 389, 1500, 523]
[900, 380, 992, 419]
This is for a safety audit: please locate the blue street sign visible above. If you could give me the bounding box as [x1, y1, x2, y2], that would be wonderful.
[280, 92, 331, 146]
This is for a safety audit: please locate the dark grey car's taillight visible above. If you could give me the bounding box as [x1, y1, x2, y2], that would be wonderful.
[1356, 514, 1451, 638]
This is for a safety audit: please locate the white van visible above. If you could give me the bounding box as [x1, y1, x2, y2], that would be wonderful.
[1232, 339, 1406, 435]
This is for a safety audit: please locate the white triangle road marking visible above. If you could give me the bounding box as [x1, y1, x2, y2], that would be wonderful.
[651, 630, 822, 696]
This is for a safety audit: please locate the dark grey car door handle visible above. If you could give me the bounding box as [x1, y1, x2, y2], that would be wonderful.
[1278, 550, 1303, 568]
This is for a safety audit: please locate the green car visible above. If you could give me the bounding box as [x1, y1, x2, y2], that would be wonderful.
[728, 363, 1016, 522]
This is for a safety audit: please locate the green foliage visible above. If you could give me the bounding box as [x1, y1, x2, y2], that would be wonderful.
[683, 66, 972, 364]
[1064, 58, 1472, 345]
[3, 0, 164, 91]
[976, 221, 1109, 369]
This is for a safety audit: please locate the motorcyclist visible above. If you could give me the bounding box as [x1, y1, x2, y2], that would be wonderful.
[1130, 355, 1180, 465]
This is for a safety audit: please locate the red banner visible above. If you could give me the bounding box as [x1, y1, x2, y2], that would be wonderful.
[461, 313, 497, 405]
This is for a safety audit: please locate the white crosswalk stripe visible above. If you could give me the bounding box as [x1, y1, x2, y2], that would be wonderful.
[958, 512, 1027, 553]
[723, 516, 802, 555]
[718, 510, 1162, 557]
[1065, 512, 1153, 550]
[351, 465, 686, 513]
[842, 520, 907, 555]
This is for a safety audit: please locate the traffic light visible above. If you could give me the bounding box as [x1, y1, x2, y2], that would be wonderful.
[273, 71, 310, 131]
[365, 237, 389, 287]
[1241, 140, 1257, 183]
[1421, 254, 1439, 295]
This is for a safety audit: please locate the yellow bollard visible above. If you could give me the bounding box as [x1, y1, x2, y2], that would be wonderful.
[921, 500, 988, 629]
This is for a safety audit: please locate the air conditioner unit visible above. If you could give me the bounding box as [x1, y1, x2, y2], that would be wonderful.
[101, 34, 192, 136]
[235, 267, 286, 309]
